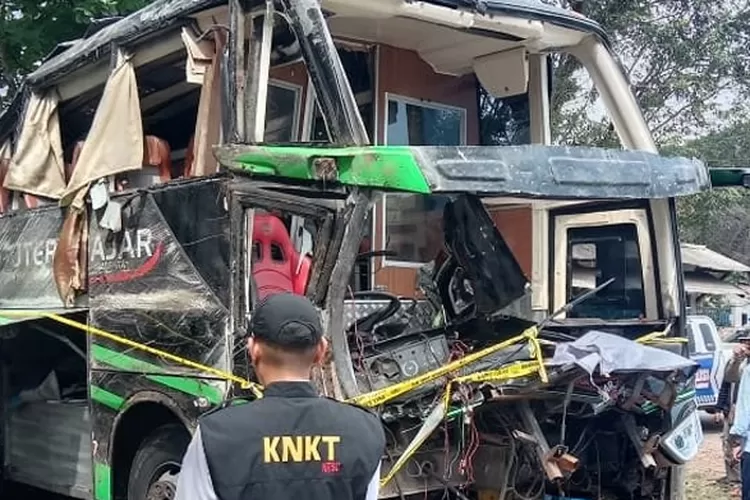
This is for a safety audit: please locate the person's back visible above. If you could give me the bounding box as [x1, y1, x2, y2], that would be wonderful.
[175, 293, 385, 500]
[200, 381, 383, 500]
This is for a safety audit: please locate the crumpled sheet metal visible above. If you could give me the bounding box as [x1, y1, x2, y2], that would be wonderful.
[548, 330, 698, 378]
[0, 206, 68, 309]
[87, 181, 231, 371]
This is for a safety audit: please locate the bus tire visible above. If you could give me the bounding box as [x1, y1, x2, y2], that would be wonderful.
[127, 423, 190, 500]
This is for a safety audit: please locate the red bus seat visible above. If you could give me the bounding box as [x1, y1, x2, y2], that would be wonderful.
[71, 135, 172, 192]
[252, 214, 312, 300]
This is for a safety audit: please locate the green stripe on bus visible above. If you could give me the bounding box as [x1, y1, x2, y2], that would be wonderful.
[91, 344, 224, 404]
[91, 385, 126, 411]
[641, 389, 696, 414]
[232, 145, 432, 194]
[94, 462, 112, 500]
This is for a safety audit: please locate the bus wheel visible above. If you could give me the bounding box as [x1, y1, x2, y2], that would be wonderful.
[127, 424, 190, 500]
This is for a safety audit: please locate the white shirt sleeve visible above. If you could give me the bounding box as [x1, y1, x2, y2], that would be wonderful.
[174, 425, 219, 500]
[364, 461, 382, 500]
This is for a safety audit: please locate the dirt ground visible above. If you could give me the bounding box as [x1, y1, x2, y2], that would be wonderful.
[687, 414, 735, 500]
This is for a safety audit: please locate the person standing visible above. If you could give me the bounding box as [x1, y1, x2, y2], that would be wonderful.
[174, 293, 386, 500]
[722, 333, 750, 488]
[729, 332, 750, 500]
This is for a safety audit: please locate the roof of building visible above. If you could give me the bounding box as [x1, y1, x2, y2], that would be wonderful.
[681, 243, 750, 273]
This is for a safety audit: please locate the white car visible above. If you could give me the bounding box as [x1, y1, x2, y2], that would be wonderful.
[687, 315, 729, 410]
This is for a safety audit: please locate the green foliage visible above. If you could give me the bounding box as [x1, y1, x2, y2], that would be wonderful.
[667, 122, 750, 263]
[0, 0, 148, 107]
[486, 0, 750, 262]
[550, 0, 750, 144]
[481, 0, 750, 147]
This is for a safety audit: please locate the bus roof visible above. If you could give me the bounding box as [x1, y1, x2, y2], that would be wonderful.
[0, 0, 610, 144]
[216, 144, 710, 200]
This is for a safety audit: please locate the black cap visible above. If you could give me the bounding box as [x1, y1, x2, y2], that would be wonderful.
[249, 293, 323, 350]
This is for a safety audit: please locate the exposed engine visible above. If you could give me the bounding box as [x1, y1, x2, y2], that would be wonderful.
[342, 195, 700, 500]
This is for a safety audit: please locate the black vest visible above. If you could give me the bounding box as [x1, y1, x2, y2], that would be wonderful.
[200, 381, 385, 500]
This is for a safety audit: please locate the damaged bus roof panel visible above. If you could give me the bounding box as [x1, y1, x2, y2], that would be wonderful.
[423, 0, 606, 39]
[24, 0, 223, 87]
[217, 144, 710, 199]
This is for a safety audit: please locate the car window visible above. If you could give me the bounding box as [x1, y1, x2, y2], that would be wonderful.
[687, 323, 697, 356]
[698, 322, 717, 352]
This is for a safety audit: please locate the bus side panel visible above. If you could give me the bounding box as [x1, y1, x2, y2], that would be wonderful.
[6, 400, 92, 498]
[86, 180, 232, 500]
[87, 179, 231, 373]
[0, 205, 70, 309]
[88, 370, 213, 500]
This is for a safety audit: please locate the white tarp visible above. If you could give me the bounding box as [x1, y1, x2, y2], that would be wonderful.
[3, 92, 66, 199]
[549, 330, 697, 377]
[62, 54, 144, 208]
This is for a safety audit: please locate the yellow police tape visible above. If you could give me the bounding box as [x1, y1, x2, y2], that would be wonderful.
[636, 329, 688, 345]
[348, 326, 547, 408]
[379, 359, 544, 487]
[1, 309, 691, 488]
[0, 310, 265, 399]
[0, 310, 551, 409]
[378, 325, 690, 487]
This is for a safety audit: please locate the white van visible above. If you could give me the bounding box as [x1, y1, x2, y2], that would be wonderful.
[687, 315, 729, 410]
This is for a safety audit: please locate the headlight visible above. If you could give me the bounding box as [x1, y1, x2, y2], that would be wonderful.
[660, 409, 703, 464]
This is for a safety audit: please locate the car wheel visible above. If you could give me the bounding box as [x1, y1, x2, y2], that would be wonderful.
[127, 424, 190, 500]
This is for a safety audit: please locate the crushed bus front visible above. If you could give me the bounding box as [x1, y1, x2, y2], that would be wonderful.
[218, 143, 707, 498]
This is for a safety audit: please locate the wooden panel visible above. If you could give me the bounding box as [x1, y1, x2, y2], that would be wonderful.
[270, 62, 308, 88]
[488, 206, 533, 279]
[374, 266, 420, 297]
[376, 44, 479, 145]
[374, 45, 481, 296]
[374, 205, 533, 297]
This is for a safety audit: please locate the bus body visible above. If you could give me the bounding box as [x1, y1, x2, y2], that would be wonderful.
[0, 1, 704, 499]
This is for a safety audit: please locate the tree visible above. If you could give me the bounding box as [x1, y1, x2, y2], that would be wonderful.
[0, 0, 148, 109]
[479, 0, 750, 262]
[664, 122, 750, 264]
[480, 0, 750, 146]
[552, 0, 750, 145]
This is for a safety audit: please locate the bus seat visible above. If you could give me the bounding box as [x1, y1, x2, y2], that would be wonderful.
[72, 136, 172, 192]
[123, 135, 172, 189]
[143, 135, 172, 182]
[252, 214, 311, 300]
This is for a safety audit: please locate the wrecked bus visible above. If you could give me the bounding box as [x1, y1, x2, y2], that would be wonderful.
[0, 0, 705, 499]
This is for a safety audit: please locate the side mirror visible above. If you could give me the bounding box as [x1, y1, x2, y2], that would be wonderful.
[709, 167, 750, 189]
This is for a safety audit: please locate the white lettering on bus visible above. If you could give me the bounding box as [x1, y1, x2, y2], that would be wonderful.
[9, 238, 58, 268]
[91, 229, 154, 262]
[4, 229, 155, 269]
